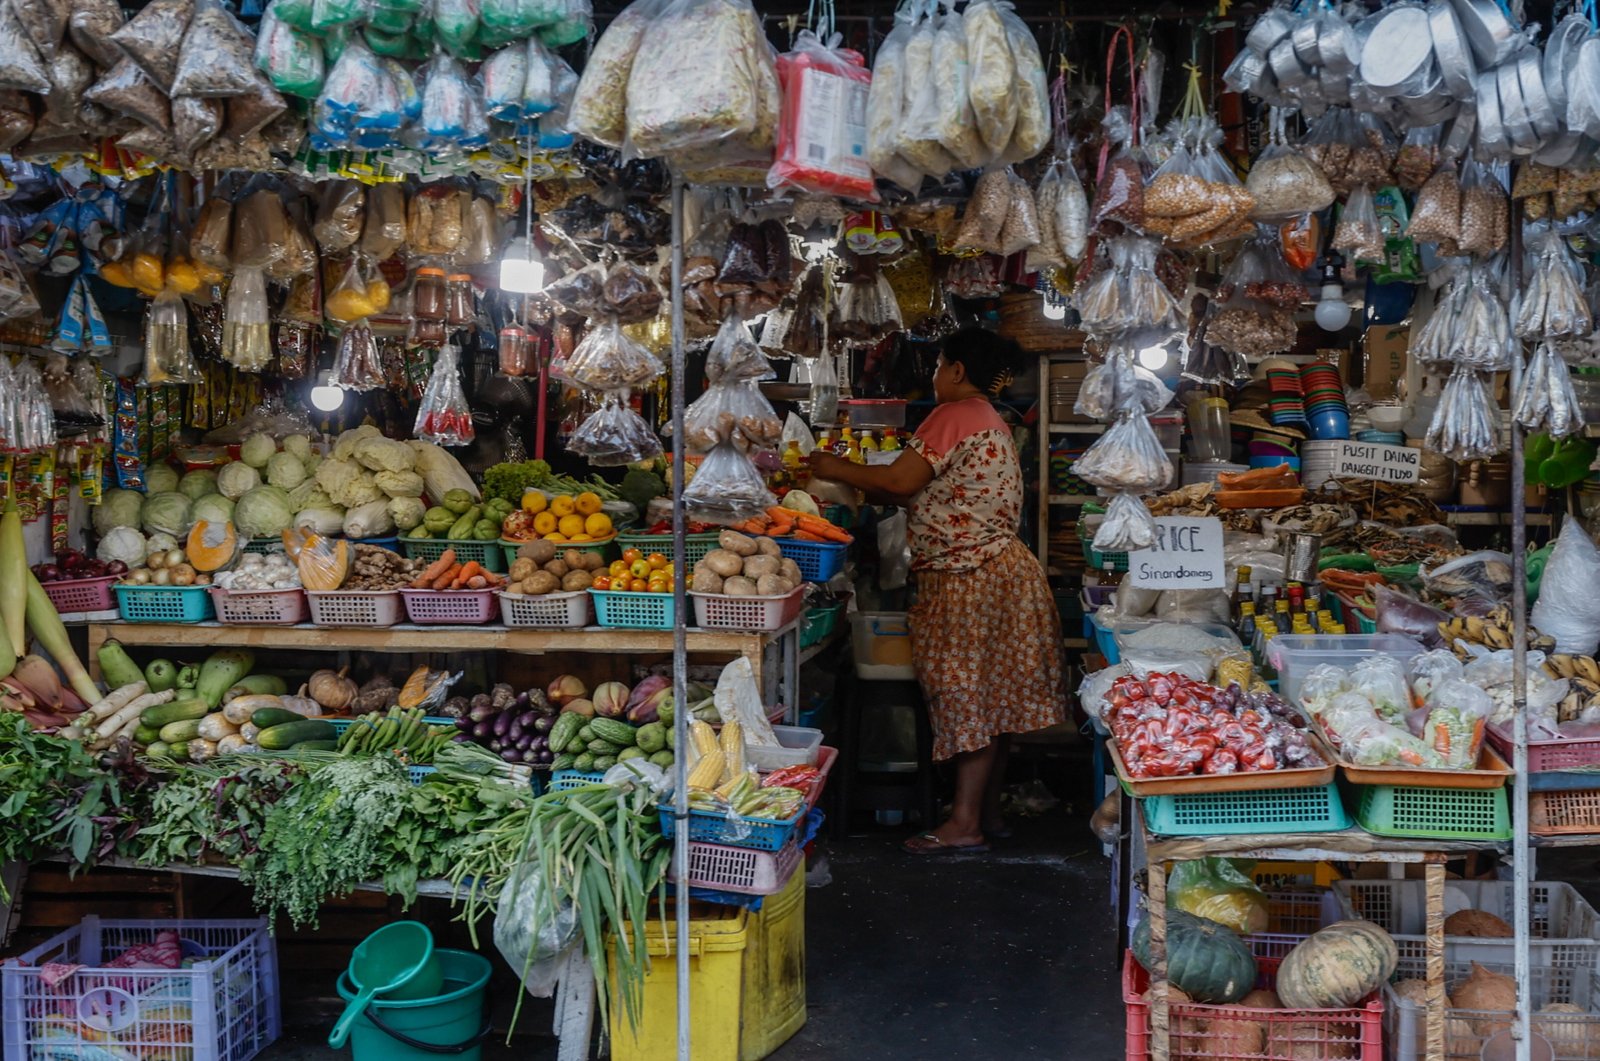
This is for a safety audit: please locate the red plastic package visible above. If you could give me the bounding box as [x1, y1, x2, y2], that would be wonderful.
[767, 29, 877, 202]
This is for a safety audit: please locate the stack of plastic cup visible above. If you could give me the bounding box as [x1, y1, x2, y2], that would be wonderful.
[1300, 360, 1349, 439]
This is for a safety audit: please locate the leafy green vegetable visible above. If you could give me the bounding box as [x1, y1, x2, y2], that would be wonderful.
[482, 461, 622, 505]
[0, 715, 123, 898]
[619, 468, 665, 513]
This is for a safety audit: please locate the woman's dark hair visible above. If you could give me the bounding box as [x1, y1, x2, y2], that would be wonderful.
[939, 326, 1028, 395]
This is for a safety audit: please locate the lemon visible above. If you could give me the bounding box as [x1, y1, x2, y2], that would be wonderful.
[533, 511, 558, 535]
[575, 491, 602, 516]
[550, 495, 576, 518]
[522, 491, 548, 515]
[545, 532, 567, 543]
[558, 513, 586, 538]
[585, 513, 613, 537]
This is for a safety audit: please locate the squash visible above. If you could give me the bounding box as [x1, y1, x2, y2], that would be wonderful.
[1275, 921, 1397, 1010]
[1132, 908, 1258, 1004]
[1444, 909, 1513, 938]
[297, 533, 350, 590]
[1265, 1020, 1358, 1059]
[186, 520, 240, 572]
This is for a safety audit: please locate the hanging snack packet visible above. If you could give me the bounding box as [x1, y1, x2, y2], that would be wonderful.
[223, 72, 289, 141]
[567, 0, 657, 147]
[1247, 109, 1334, 220]
[110, 0, 193, 93]
[481, 41, 527, 118]
[963, 0, 1016, 158]
[315, 38, 403, 140]
[0, 2, 50, 94]
[864, 21, 924, 191]
[144, 290, 202, 385]
[1000, 5, 1049, 163]
[894, 12, 958, 178]
[172, 0, 258, 97]
[682, 437, 775, 520]
[1331, 184, 1383, 264]
[563, 316, 663, 390]
[1406, 161, 1462, 246]
[419, 52, 483, 150]
[230, 186, 290, 268]
[1091, 106, 1144, 229]
[1073, 411, 1173, 493]
[172, 94, 224, 154]
[256, 5, 326, 98]
[68, 0, 124, 66]
[313, 180, 365, 253]
[13, 0, 68, 65]
[768, 31, 876, 202]
[85, 59, 172, 132]
[570, 392, 662, 466]
[222, 266, 272, 370]
[929, 7, 985, 168]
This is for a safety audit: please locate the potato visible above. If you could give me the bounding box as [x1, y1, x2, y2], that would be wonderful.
[692, 566, 724, 593]
[582, 552, 605, 571]
[779, 558, 803, 584]
[703, 549, 744, 577]
[518, 539, 558, 564]
[756, 536, 781, 558]
[562, 549, 587, 570]
[724, 575, 757, 596]
[718, 530, 757, 556]
[525, 570, 561, 596]
[510, 558, 536, 581]
[563, 570, 594, 592]
[742, 554, 780, 579]
[545, 559, 570, 579]
[755, 573, 794, 596]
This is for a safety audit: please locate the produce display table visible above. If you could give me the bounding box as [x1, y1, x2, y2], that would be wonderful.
[1131, 799, 1508, 1061]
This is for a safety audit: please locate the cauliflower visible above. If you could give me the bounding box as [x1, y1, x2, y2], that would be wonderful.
[333, 425, 383, 461]
[353, 436, 416, 474]
[282, 434, 313, 461]
[374, 469, 425, 499]
[388, 496, 426, 531]
[218, 462, 261, 499]
[343, 499, 396, 539]
[266, 452, 307, 490]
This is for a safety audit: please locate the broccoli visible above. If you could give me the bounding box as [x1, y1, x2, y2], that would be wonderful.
[619, 467, 666, 513]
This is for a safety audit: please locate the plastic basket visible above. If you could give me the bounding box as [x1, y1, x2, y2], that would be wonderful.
[614, 532, 722, 568]
[669, 836, 804, 896]
[1352, 782, 1512, 840]
[747, 726, 823, 772]
[1077, 513, 1129, 572]
[549, 769, 607, 791]
[242, 537, 284, 555]
[498, 589, 591, 628]
[400, 537, 507, 574]
[114, 584, 215, 624]
[41, 575, 117, 614]
[849, 611, 916, 680]
[305, 590, 404, 628]
[775, 538, 848, 582]
[1489, 722, 1600, 774]
[209, 588, 309, 626]
[499, 537, 617, 569]
[399, 588, 500, 625]
[1530, 788, 1600, 836]
[1, 916, 280, 1061]
[1123, 947, 1382, 1061]
[691, 586, 806, 632]
[1265, 633, 1426, 706]
[1336, 880, 1600, 969]
[658, 805, 801, 852]
[800, 600, 845, 648]
[1385, 958, 1600, 1061]
[1140, 784, 1351, 836]
[591, 590, 674, 630]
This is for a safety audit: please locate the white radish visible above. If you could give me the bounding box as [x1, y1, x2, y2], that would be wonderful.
[95, 689, 174, 739]
[216, 734, 247, 754]
[197, 714, 240, 742]
[86, 681, 150, 721]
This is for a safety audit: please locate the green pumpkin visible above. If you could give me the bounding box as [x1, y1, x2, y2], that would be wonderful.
[1132, 908, 1257, 1003]
[1276, 920, 1397, 1009]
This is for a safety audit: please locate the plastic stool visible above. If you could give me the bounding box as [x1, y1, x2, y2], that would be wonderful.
[832, 670, 937, 840]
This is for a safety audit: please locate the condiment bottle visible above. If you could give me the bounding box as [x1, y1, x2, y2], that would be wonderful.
[445, 274, 475, 325]
[859, 430, 879, 453]
[498, 324, 529, 376]
[880, 429, 901, 451]
[413, 268, 446, 320]
[1097, 555, 1124, 588]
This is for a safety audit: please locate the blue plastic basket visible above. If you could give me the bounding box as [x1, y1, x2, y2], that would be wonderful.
[590, 589, 675, 629]
[658, 806, 801, 852]
[775, 538, 848, 582]
[550, 769, 607, 791]
[1141, 784, 1352, 837]
[114, 584, 215, 623]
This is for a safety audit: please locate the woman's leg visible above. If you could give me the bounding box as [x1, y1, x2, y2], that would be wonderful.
[906, 739, 996, 849]
[982, 735, 1011, 835]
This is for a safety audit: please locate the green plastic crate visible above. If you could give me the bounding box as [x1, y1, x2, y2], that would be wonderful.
[499, 538, 617, 569]
[1353, 783, 1511, 841]
[614, 532, 719, 568]
[1141, 784, 1351, 836]
[400, 537, 507, 573]
[1077, 507, 1128, 572]
[801, 602, 845, 649]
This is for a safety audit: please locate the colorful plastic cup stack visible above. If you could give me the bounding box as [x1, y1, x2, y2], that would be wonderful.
[1300, 360, 1349, 440]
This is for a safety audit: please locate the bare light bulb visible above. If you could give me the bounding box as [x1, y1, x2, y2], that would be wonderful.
[1315, 280, 1352, 332]
[1137, 344, 1169, 371]
[1041, 298, 1066, 321]
[499, 236, 545, 294]
[310, 371, 344, 412]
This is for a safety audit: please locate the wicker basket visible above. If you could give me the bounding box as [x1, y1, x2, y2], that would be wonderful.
[997, 292, 1087, 353]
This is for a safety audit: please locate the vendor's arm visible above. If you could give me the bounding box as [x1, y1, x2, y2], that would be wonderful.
[806, 449, 933, 508]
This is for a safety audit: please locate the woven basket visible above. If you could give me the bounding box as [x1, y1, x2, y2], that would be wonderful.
[997, 293, 1086, 353]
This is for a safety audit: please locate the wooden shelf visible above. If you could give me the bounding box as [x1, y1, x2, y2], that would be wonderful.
[1047, 422, 1106, 434]
[1048, 494, 1099, 505]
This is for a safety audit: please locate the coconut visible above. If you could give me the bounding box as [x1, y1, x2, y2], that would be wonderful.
[1444, 909, 1513, 938]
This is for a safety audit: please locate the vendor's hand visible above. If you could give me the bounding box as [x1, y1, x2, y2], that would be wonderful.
[805, 450, 850, 480]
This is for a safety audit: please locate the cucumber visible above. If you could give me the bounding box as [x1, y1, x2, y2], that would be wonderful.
[134, 724, 161, 745]
[248, 707, 308, 729]
[159, 718, 204, 744]
[142, 697, 209, 728]
[572, 752, 596, 771]
[167, 738, 190, 760]
[589, 718, 635, 747]
[551, 753, 577, 771]
[145, 740, 171, 758]
[292, 739, 338, 752]
[257, 719, 338, 750]
[586, 738, 620, 756]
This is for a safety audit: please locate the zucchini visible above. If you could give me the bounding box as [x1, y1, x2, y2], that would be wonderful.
[257, 719, 338, 750]
[159, 718, 204, 744]
[142, 697, 209, 728]
[586, 738, 620, 756]
[247, 707, 308, 729]
[589, 718, 636, 747]
[551, 753, 577, 771]
[549, 713, 583, 753]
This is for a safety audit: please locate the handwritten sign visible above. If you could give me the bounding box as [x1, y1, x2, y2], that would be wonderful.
[1126, 517, 1225, 590]
[1328, 441, 1419, 484]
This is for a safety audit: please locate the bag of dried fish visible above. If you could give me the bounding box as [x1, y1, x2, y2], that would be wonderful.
[1425, 365, 1502, 461]
[1091, 106, 1144, 229]
[1514, 230, 1593, 340]
[1094, 491, 1159, 552]
[1331, 184, 1384, 264]
[1451, 264, 1514, 371]
[1073, 411, 1174, 493]
[1514, 340, 1586, 438]
[562, 316, 663, 391]
[1071, 235, 1184, 338]
[1247, 109, 1335, 220]
[570, 391, 663, 467]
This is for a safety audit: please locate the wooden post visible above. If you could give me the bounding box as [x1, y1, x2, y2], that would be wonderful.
[1425, 860, 1445, 1061]
[1149, 858, 1169, 1061]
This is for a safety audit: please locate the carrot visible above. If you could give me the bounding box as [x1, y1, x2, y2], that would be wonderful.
[417, 549, 457, 585]
[432, 564, 462, 590]
[454, 561, 484, 586]
[794, 530, 828, 542]
[795, 514, 851, 543]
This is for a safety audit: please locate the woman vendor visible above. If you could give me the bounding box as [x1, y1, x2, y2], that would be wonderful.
[807, 327, 1068, 854]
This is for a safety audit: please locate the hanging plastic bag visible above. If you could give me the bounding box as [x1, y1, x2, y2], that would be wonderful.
[894, 12, 959, 178]
[1531, 518, 1600, 657]
[997, 170, 1042, 256]
[1091, 106, 1144, 228]
[358, 185, 405, 260]
[493, 856, 580, 1001]
[431, 0, 480, 55]
[223, 72, 289, 141]
[333, 320, 385, 390]
[256, 5, 325, 98]
[951, 167, 1012, 256]
[564, 316, 663, 390]
[0, 2, 50, 94]
[311, 0, 364, 33]
[325, 259, 392, 322]
[312, 181, 365, 253]
[681, 377, 782, 453]
[535, 54, 579, 147]
[536, 0, 590, 46]
[1331, 184, 1383, 264]
[768, 31, 876, 202]
[1514, 341, 1586, 439]
[808, 350, 839, 426]
[1073, 412, 1172, 493]
[229, 187, 289, 268]
[221, 266, 271, 370]
[682, 437, 775, 521]
[190, 196, 233, 271]
[84, 59, 172, 132]
[265, 202, 317, 283]
[110, 0, 192, 93]
[1406, 161, 1462, 246]
[567, 0, 659, 147]
[570, 391, 661, 466]
[1515, 230, 1592, 340]
[1166, 858, 1269, 936]
[414, 345, 475, 445]
[1424, 365, 1501, 462]
[480, 0, 538, 40]
[316, 38, 403, 139]
[1248, 108, 1334, 220]
[482, 41, 526, 118]
[963, 0, 1016, 158]
[705, 312, 771, 382]
[171, 0, 258, 97]
[1000, 4, 1049, 163]
[1457, 160, 1509, 257]
[144, 290, 201, 385]
[418, 52, 476, 148]
[1093, 490, 1159, 552]
[865, 20, 925, 191]
[928, 8, 986, 168]
[172, 94, 224, 154]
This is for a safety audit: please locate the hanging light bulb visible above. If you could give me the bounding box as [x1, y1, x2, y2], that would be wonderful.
[1314, 263, 1352, 332]
[310, 370, 344, 412]
[499, 236, 545, 294]
[1138, 344, 1170, 371]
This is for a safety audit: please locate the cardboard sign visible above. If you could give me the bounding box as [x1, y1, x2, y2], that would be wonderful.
[1126, 517, 1225, 590]
[1332, 441, 1419, 484]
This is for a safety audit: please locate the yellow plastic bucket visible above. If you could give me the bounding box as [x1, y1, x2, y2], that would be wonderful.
[740, 864, 807, 1060]
[608, 903, 749, 1061]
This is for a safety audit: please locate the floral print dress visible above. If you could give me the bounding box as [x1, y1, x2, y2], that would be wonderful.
[906, 398, 1067, 760]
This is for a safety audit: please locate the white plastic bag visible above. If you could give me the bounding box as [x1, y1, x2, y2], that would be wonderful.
[1532, 520, 1600, 656]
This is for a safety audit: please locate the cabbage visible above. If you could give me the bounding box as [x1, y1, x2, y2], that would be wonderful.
[388, 496, 426, 531]
[293, 507, 346, 535]
[266, 452, 308, 490]
[353, 436, 415, 473]
[177, 469, 218, 501]
[93, 489, 145, 535]
[234, 486, 293, 538]
[303, 454, 323, 478]
[287, 480, 335, 511]
[218, 462, 261, 499]
[144, 464, 179, 494]
[140, 491, 193, 537]
[191, 493, 236, 525]
[241, 433, 278, 469]
[334, 425, 382, 461]
[282, 434, 313, 461]
[145, 533, 179, 556]
[343, 499, 395, 539]
[96, 526, 146, 566]
[374, 469, 424, 498]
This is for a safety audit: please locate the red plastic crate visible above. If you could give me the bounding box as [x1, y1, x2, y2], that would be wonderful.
[40, 575, 117, 614]
[210, 588, 309, 626]
[1124, 946, 1382, 1061]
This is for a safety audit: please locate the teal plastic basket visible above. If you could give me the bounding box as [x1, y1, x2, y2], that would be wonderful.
[1353, 783, 1512, 841]
[114, 584, 215, 624]
[550, 769, 607, 791]
[801, 602, 845, 648]
[590, 589, 674, 629]
[614, 532, 719, 568]
[500, 538, 617, 569]
[1141, 784, 1352, 837]
[400, 537, 507, 573]
[243, 537, 284, 555]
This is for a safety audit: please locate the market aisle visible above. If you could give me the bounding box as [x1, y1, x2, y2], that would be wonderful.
[258, 812, 1122, 1060]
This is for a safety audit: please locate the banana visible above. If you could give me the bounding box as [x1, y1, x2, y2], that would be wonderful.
[1485, 625, 1511, 649]
[1580, 657, 1600, 684]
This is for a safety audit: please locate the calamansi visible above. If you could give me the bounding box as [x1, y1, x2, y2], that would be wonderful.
[575, 491, 602, 516]
[550, 495, 576, 518]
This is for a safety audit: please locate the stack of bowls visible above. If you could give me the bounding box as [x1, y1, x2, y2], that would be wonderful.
[1301, 360, 1350, 439]
[1300, 440, 1343, 487]
[1263, 358, 1309, 430]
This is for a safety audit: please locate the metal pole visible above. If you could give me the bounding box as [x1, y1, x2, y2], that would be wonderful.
[669, 179, 692, 1061]
[1508, 205, 1531, 1061]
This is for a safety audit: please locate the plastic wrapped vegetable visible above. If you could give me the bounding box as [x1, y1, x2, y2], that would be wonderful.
[1166, 858, 1269, 936]
[767, 31, 875, 202]
[568, 391, 661, 466]
[415, 346, 475, 446]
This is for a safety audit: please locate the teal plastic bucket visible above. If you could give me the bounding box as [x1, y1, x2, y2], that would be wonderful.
[335, 948, 492, 1060]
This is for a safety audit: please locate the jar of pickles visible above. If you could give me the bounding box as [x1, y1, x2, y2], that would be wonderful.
[446, 274, 475, 326]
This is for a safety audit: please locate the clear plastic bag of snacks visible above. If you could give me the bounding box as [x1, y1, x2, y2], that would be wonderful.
[1457, 159, 1509, 257]
[864, 20, 925, 191]
[570, 391, 662, 466]
[361, 183, 407, 259]
[1331, 184, 1383, 263]
[1072, 235, 1183, 337]
[705, 312, 771, 382]
[1394, 124, 1442, 192]
[769, 31, 876, 201]
[1247, 108, 1334, 220]
[420, 53, 488, 150]
[1093, 490, 1159, 552]
[1406, 161, 1462, 245]
[256, 6, 324, 97]
[1091, 106, 1144, 228]
[894, 11, 959, 178]
[109, 0, 192, 93]
[568, 0, 660, 148]
[1206, 237, 1303, 357]
[333, 320, 385, 390]
[1073, 411, 1173, 493]
[222, 266, 272, 370]
[415, 345, 475, 445]
[564, 316, 663, 390]
[171, 0, 258, 98]
[999, 1, 1049, 163]
[681, 377, 782, 452]
[313, 180, 364, 253]
[963, 0, 1015, 158]
[325, 258, 393, 323]
[682, 437, 775, 521]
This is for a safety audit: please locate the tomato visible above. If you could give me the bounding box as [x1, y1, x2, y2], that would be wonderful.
[629, 578, 648, 592]
[592, 576, 612, 590]
[646, 553, 668, 570]
[622, 548, 643, 564]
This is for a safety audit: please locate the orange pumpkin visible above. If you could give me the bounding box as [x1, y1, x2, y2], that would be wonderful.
[297, 534, 349, 591]
[186, 521, 240, 572]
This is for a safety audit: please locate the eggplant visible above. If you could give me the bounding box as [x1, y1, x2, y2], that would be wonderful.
[533, 715, 555, 734]
[514, 690, 530, 710]
[516, 710, 538, 729]
[456, 715, 475, 731]
[489, 738, 504, 753]
[508, 720, 526, 743]
[493, 711, 514, 738]
[472, 719, 495, 739]
[502, 747, 524, 763]
[469, 700, 498, 723]
[516, 732, 535, 751]
[540, 748, 555, 764]
[452, 734, 471, 743]
[530, 734, 547, 751]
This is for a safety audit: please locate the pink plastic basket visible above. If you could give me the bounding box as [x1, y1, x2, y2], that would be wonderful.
[691, 586, 806, 631]
[669, 836, 804, 896]
[400, 588, 500, 625]
[209, 588, 309, 626]
[498, 589, 591, 628]
[1490, 723, 1600, 773]
[305, 590, 404, 628]
[40, 575, 117, 614]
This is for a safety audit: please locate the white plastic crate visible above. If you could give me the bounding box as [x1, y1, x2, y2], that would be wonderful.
[209, 588, 309, 626]
[747, 725, 823, 772]
[849, 611, 915, 680]
[2, 916, 280, 1061]
[1336, 879, 1600, 969]
[1386, 957, 1600, 1061]
[498, 589, 591, 628]
[305, 590, 404, 627]
[669, 836, 804, 895]
[691, 586, 806, 632]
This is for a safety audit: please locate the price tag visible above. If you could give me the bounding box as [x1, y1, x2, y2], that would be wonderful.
[1125, 517, 1225, 590]
[1329, 441, 1419, 484]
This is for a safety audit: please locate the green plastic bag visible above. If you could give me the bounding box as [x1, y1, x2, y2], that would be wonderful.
[256, 7, 326, 98]
[272, 0, 317, 31]
[432, 0, 478, 53]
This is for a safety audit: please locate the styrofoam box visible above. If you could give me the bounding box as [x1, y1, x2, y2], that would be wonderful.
[1266, 633, 1425, 706]
[747, 725, 823, 772]
[1336, 879, 1600, 970]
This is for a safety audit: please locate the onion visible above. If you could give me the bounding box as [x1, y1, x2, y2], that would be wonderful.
[151, 568, 173, 586]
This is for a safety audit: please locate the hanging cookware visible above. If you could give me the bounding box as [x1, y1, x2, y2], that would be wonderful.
[1543, 15, 1590, 115]
[1428, 0, 1479, 97]
[1247, 8, 1296, 56]
[1451, 0, 1519, 68]
[1359, 4, 1436, 90]
[1517, 49, 1559, 138]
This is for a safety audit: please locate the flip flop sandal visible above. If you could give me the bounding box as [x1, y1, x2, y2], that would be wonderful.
[903, 832, 990, 856]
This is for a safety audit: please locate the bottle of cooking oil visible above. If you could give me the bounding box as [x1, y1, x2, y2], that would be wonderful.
[859, 430, 879, 454]
[880, 428, 902, 452]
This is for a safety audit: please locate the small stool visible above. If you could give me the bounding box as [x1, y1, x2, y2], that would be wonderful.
[831, 671, 938, 839]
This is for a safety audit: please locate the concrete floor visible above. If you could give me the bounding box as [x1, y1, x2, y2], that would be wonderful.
[257, 807, 1125, 1060]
